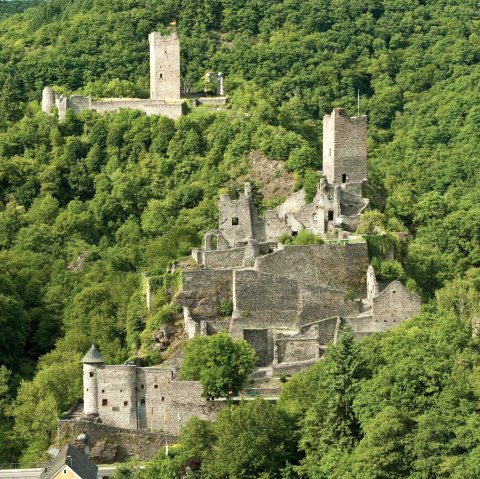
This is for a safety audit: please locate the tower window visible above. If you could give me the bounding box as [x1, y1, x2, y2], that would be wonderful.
[89, 372, 94, 377]
[232, 217, 239, 226]
[328, 209, 334, 221]
[141, 385, 145, 390]
[124, 401, 128, 406]
[101, 389, 105, 393]
[102, 399, 108, 406]
[154, 384, 158, 389]
[342, 174, 347, 183]
[63, 470, 67, 475]
[141, 398, 146, 405]
[161, 396, 165, 402]
[159, 73, 163, 80]
[329, 148, 332, 157]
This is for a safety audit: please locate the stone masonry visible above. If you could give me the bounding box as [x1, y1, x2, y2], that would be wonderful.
[82, 346, 222, 436]
[176, 108, 421, 374]
[42, 32, 184, 120]
[74, 108, 421, 443]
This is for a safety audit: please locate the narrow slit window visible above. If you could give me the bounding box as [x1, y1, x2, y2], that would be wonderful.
[342, 174, 347, 183]
[328, 209, 334, 221]
[159, 73, 163, 80]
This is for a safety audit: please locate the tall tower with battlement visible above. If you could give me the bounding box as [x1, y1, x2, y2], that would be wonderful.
[149, 31, 181, 100]
[322, 108, 367, 185]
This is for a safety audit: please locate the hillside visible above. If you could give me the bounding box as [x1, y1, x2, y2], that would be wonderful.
[0, 0, 480, 475]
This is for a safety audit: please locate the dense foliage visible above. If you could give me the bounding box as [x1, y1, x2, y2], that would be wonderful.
[180, 333, 257, 398]
[0, 0, 479, 472]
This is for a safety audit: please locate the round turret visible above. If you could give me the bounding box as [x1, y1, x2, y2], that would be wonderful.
[82, 345, 104, 415]
[42, 87, 56, 113]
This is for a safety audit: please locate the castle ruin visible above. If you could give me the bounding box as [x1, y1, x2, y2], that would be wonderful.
[42, 32, 184, 120]
[72, 108, 421, 442]
[177, 108, 421, 373]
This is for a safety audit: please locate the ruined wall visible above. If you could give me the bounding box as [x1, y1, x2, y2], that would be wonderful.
[57, 420, 173, 462]
[298, 285, 359, 325]
[90, 99, 183, 119]
[201, 319, 231, 335]
[323, 108, 367, 185]
[373, 281, 421, 324]
[149, 32, 181, 100]
[254, 243, 368, 293]
[218, 194, 255, 246]
[202, 247, 246, 269]
[232, 269, 300, 334]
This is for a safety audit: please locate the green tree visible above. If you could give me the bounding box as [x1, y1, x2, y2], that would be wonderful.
[348, 407, 415, 479]
[180, 333, 257, 398]
[205, 400, 299, 479]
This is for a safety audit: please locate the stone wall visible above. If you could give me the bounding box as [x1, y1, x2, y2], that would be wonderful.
[57, 420, 173, 462]
[372, 281, 421, 325]
[254, 243, 368, 293]
[43, 90, 184, 121]
[96, 366, 137, 429]
[202, 247, 247, 269]
[87, 365, 223, 436]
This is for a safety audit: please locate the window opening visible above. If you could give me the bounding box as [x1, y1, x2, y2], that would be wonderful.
[159, 73, 163, 80]
[141, 398, 146, 405]
[232, 217, 239, 226]
[102, 399, 108, 406]
[123, 401, 128, 406]
[328, 209, 334, 221]
[89, 372, 94, 377]
[342, 174, 347, 183]
[154, 384, 158, 389]
[292, 231, 298, 237]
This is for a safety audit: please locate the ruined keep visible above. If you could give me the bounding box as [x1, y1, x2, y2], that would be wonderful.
[42, 32, 184, 120]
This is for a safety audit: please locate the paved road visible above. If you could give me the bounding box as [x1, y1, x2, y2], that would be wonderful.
[0, 466, 116, 479]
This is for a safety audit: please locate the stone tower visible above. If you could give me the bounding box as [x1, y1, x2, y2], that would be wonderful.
[322, 108, 367, 185]
[149, 31, 181, 100]
[42, 86, 56, 113]
[82, 345, 104, 415]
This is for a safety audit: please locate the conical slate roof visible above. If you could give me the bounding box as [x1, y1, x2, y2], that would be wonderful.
[81, 344, 105, 364]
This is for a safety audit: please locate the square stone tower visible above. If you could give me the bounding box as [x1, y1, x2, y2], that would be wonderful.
[322, 108, 367, 184]
[149, 31, 181, 100]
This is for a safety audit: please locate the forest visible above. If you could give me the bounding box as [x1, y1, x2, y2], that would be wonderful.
[0, 0, 480, 476]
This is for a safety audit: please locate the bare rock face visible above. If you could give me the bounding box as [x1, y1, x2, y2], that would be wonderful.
[89, 439, 118, 464]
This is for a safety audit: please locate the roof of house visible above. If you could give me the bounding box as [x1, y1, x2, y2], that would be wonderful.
[81, 345, 105, 364]
[39, 444, 98, 479]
